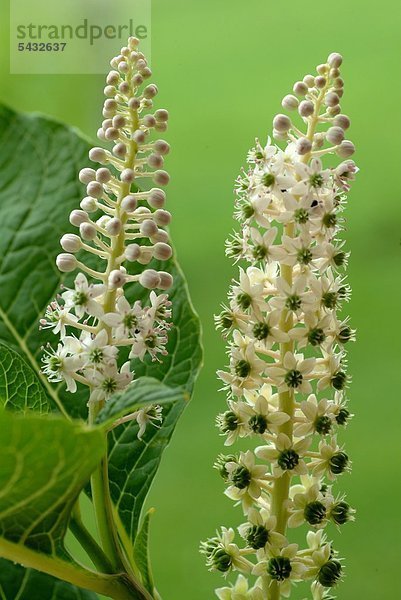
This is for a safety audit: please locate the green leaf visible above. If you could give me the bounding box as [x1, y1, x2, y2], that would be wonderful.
[0, 342, 50, 414]
[133, 510, 155, 595]
[0, 410, 106, 554]
[0, 559, 97, 600]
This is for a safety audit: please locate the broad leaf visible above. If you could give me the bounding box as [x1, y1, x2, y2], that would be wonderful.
[0, 559, 97, 600]
[133, 510, 155, 595]
[0, 342, 50, 414]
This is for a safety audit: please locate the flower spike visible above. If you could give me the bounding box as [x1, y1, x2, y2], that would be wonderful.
[202, 52, 356, 600]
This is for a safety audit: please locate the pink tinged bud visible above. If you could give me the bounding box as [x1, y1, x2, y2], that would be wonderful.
[80, 197, 97, 212]
[107, 71, 119, 85]
[141, 67, 152, 79]
[336, 140, 355, 158]
[128, 36, 139, 49]
[273, 114, 292, 132]
[125, 243, 141, 261]
[113, 142, 127, 158]
[298, 100, 314, 117]
[60, 234, 81, 253]
[96, 168, 112, 183]
[119, 81, 130, 94]
[104, 99, 117, 112]
[121, 195, 138, 212]
[155, 122, 167, 132]
[144, 84, 158, 99]
[136, 59, 147, 70]
[89, 147, 108, 164]
[119, 61, 129, 73]
[133, 130, 146, 144]
[273, 129, 288, 141]
[153, 242, 172, 260]
[140, 219, 159, 237]
[303, 74, 315, 87]
[153, 170, 170, 186]
[334, 114, 351, 130]
[315, 76, 326, 88]
[97, 128, 106, 141]
[154, 209, 171, 226]
[137, 247, 153, 265]
[87, 181, 104, 199]
[148, 154, 164, 168]
[143, 115, 156, 128]
[296, 137, 312, 155]
[324, 92, 340, 107]
[328, 52, 343, 68]
[293, 81, 308, 96]
[327, 105, 341, 116]
[70, 210, 89, 226]
[104, 86, 116, 97]
[79, 168, 96, 184]
[80, 222, 97, 241]
[121, 168, 135, 183]
[106, 218, 122, 236]
[281, 94, 299, 110]
[148, 188, 166, 208]
[128, 97, 140, 110]
[105, 127, 120, 141]
[155, 109, 169, 122]
[133, 74, 144, 86]
[158, 271, 173, 290]
[139, 269, 161, 289]
[56, 253, 77, 273]
[153, 140, 170, 155]
[112, 115, 126, 129]
[109, 269, 126, 288]
[151, 229, 169, 244]
[102, 119, 112, 130]
[316, 63, 328, 75]
[326, 126, 345, 145]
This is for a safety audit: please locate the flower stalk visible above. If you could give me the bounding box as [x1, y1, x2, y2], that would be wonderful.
[202, 52, 356, 600]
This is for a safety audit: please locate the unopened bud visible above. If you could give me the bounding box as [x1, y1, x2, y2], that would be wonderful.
[80, 222, 97, 241]
[125, 243, 141, 261]
[89, 147, 108, 164]
[79, 168, 96, 184]
[60, 234, 81, 253]
[336, 140, 355, 158]
[273, 114, 292, 132]
[153, 242, 172, 260]
[326, 126, 345, 145]
[281, 94, 299, 110]
[121, 195, 138, 212]
[106, 218, 122, 236]
[328, 52, 343, 68]
[108, 269, 126, 288]
[296, 137, 312, 155]
[154, 170, 170, 186]
[70, 210, 89, 226]
[56, 253, 77, 273]
[139, 269, 161, 289]
[298, 100, 314, 117]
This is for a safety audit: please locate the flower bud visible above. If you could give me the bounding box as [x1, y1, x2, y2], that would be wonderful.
[153, 140, 170, 155]
[80, 222, 97, 241]
[315, 76, 326, 88]
[108, 269, 126, 288]
[140, 219, 159, 237]
[128, 97, 140, 110]
[106, 218, 122, 236]
[333, 114, 351, 130]
[143, 115, 156, 128]
[125, 243, 141, 261]
[148, 188, 166, 208]
[118, 81, 130, 95]
[89, 147, 108, 164]
[87, 181, 104, 199]
[155, 109, 169, 122]
[139, 269, 161, 289]
[121, 168, 135, 183]
[273, 114, 292, 132]
[144, 84, 158, 98]
[298, 100, 314, 117]
[154, 209, 171, 226]
[281, 94, 299, 110]
[104, 99, 117, 113]
[155, 122, 167, 132]
[56, 253, 77, 273]
[96, 168, 112, 183]
[153, 242, 172, 260]
[293, 81, 308, 96]
[80, 197, 97, 212]
[153, 170, 170, 186]
[158, 271, 173, 290]
[70, 210, 89, 226]
[121, 195, 138, 212]
[148, 154, 164, 168]
[296, 137, 312, 155]
[137, 247, 153, 265]
[104, 85, 115, 98]
[106, 70, 119, 85]
[324, 92, 340, 107]
[105, 127, 119, 141]
[303, 74, 315, 87]
[133, 129, 146, 144]
[60, 234, 81, 253]
[113, 142, 127, 158]
[328, 52, 343, 68]
[326, 126, 345, 145]
[112, 115, 126, 129]
[336, 140, 355, 158]
[79, 168, 96, 184]
[151, 229, 169, 243]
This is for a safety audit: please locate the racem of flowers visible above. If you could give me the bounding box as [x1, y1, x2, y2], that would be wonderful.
[201, 53, 357, 600]
[40, 36, 172, 431]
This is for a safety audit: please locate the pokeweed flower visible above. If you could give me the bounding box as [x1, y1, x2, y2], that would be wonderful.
[40, 37, 173, 433]
[202, 52, 356, 599]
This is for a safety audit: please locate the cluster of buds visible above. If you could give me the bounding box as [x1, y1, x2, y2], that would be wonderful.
[41, 38, 173, 409]
[201, 53, 356, 600]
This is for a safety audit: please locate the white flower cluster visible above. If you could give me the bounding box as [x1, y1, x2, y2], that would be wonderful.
[202, 53, 356, 600]
[40, 38, 173, 413]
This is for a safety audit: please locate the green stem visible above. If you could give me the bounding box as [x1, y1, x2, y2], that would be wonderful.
[70, 513, 114, 574]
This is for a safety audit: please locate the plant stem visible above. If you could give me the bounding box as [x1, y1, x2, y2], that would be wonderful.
[70, 512, 114, 574]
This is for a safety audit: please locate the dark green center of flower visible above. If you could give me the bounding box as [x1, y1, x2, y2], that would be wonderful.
[297, 248, 313, 265]
[90, 348, 104, 364]
[246, 525, 269, 549]
[253, 322, 270, 340]
[102, 378, 117, 393]
[214, 454, 237, 480]
[338, 326, 352, 343]
[315, 415, 332, 435]
[336, 408, 350, 425]
[322, 291, 338, 309]
[331, 370, 346, 390]
[221, 411, 239, 432]
[212, 548, 232, 572]
[123, 314, 137, 330]
[231, 465, 252, 489]
[268, 556, 292, 581]
[304, 500, 327, 525]
[263, 173, 275, 187]
[317, 559, 342, 587]
[73, 291, 88, 306]
[249, 414, 268, 434]
[309, 173, 324, 188]
[333, 251, 346, 266]
[278, 448, 299, 471]
[322, 212, 337, 228]
[294, 208, 309, 224]
[286, 294, 302, 311]
[253, 244, 267, 260]
[237, 292, 252, 310]
[255, 151, 264, 160]
[218, 311, 234, 330]
[145, 335, 157, 349]
[330, 501, 351, 525]
[285, 369, 303, 388]
[329, 451, 349, 474]
[308, 327, 326, 346]
[48, 356, 62, 372]
[235, 360, 251, 378]
[242, 203, 254, 219]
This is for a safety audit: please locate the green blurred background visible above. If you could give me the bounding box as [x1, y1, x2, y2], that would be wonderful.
[1, 0, 400, 598]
